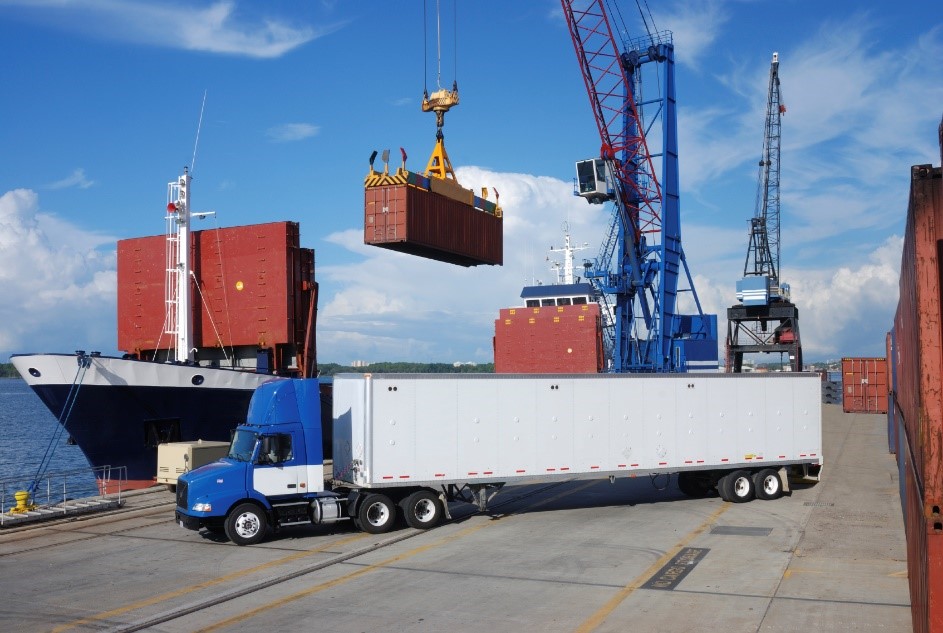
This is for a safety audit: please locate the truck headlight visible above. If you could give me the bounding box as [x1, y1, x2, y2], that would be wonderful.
[192, 502, 212, 512]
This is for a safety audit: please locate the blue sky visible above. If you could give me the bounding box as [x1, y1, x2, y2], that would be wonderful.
[1, 0, 940, 366]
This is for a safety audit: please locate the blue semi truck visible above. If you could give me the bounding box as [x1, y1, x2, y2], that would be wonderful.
[176, 373, 823, 545]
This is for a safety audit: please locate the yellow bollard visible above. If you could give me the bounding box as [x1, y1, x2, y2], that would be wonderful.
[11, 490, 34, 514]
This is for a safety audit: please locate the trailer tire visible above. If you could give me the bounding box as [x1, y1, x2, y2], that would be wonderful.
[721, 470, 755, 503]
[357, 494, 396, 534]
[400, 490, 443, 529]
[225, 503, 268, 545]
[753, 468, 783, 500]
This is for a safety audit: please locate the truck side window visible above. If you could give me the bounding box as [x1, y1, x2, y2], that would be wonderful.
[259, 434, 293, 465]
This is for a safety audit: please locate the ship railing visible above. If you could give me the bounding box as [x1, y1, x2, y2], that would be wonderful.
[0, 465, 127, 525]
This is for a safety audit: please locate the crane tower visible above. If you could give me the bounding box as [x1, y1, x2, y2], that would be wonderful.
[726, 53, 802, 372]
[560, 0, 718, 372]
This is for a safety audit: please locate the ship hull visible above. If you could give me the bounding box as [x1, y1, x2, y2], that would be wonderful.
[11, 353, 279, 489]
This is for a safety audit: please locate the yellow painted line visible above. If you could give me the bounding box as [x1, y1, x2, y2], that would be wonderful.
[782, 568, 827, 579]
[195, 521, 492, 633]
[51, 532, 369, 633]
[575, 502, 731, 633]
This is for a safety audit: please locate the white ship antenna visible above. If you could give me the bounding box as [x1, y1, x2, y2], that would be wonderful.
[547, 221, 590, 284]
[191, 90, 207, 176]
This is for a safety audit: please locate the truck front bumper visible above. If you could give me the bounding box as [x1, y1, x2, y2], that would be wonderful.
[175, 510, 203, 531]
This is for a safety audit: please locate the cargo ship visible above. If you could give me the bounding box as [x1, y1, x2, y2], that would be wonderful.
[494, 225, 606, 373]
[11, 170, 318, 489]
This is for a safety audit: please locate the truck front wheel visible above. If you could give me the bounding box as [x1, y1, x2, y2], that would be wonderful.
[400, 490, 443, 529]
[357, 494, 396, 534]
[225, 503, 269, 545]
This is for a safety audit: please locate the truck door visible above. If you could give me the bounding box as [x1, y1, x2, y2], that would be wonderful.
[252, 433, 301, 497]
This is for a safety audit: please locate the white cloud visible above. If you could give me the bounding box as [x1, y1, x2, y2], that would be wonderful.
[653, 0, 728, 69]
[0, 189, 117, 358]
[1, 0, 341, 58]
[786, 235, 902, 360]
[266, 123, 320, 142]
[47, 168, 94, 190]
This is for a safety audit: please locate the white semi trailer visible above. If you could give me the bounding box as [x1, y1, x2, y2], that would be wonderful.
[177, 373, 822, 544]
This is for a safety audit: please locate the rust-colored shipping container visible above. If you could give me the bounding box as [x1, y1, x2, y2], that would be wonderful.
[841, 357, 889, 414]
[889, 122, 943, 633]
[117, 221, 316, 375]
[364, 180, 502, 267]
[493, 303, 603, 373]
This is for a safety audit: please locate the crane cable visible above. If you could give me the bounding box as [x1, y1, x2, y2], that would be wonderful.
[422, 0, 458, 94]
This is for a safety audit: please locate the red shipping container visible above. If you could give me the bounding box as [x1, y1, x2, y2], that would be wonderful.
[890, 131, 943, 633]
[364, 184, 502, 267]
[493, 303, 603, 373]
[841, 357, 889, 414]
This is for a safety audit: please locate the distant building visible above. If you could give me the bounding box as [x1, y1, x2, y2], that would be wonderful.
[453, 361, 477, 368]
[350, 360, 371, 368]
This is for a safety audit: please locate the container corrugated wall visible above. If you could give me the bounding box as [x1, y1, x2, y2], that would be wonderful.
[888, 122, 943, 633]
[493, 303, 603, 373]
[364, 184, 503, 267]
[841, 357, 889, 414]
[117, 221, 315, 374]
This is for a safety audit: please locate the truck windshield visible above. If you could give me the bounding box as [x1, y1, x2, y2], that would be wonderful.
[228, 430, 258, 462]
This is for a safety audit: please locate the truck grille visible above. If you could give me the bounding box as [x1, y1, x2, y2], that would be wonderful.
[176, 480, 188, 508]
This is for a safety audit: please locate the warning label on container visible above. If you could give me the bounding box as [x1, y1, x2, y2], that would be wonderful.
[642, 547, 710, 591]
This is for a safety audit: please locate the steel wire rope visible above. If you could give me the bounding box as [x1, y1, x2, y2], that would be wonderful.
[27, 354, 90, 494]
[206, 214, 236, 367]
[190, 268, 232, 367]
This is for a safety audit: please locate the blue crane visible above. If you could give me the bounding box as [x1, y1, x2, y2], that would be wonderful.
[560, 0, 717, 372]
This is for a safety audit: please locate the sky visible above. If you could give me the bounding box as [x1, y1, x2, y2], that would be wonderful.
[1, 0, 940, 367]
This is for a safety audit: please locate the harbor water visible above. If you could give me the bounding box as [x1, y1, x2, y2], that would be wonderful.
[0, 378, 97, 495]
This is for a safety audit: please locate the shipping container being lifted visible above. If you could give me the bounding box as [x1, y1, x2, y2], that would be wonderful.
[363, 6, 503, 268]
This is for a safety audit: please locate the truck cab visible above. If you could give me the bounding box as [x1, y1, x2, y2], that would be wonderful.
[175, 378, 341, 545]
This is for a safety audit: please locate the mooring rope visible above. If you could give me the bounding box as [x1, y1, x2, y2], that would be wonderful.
[28, 353, 91, 494]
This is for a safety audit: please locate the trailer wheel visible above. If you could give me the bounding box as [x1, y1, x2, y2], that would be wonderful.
[400, 490, 443, 529]
[357, 494, 396, 534]
[225, 503, 268, 545]
[721, 470, 755, 503]
[753, 468, 783, 500]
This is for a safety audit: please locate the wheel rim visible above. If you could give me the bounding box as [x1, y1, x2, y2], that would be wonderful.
[365, 501, 390, 527]
[763, 475, 779, 495]
[733, 476, 750, 497]
[414, 498, 436, 523]
[234, 512, 260, 538]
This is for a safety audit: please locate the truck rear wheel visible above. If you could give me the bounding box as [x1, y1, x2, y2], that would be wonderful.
[721, 470, 755, 503]
[225, 503, 268, 545]
[753, 468, 783, 500]
[400, 490, 443, 529]
[357, 494, 396, 534]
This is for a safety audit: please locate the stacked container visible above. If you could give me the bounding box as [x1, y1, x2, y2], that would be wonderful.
[841, 357, 889, 414]
[493, 303, 604, 373]
[888, 119, 943, 633]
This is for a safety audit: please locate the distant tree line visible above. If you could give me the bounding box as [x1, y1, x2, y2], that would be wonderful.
[0, 363, 18, 378]
[317, 362, 494, 376]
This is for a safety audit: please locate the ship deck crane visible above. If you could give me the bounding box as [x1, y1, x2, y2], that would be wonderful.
[725, 52, 802, 372]
[560, 0, 718, 372]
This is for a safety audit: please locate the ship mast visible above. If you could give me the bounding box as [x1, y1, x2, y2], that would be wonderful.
[547, 222, 590, 284]
[166, 169, 194, 362]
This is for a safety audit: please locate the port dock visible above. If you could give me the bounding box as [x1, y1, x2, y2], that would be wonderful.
[0, 404, 909, 632]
